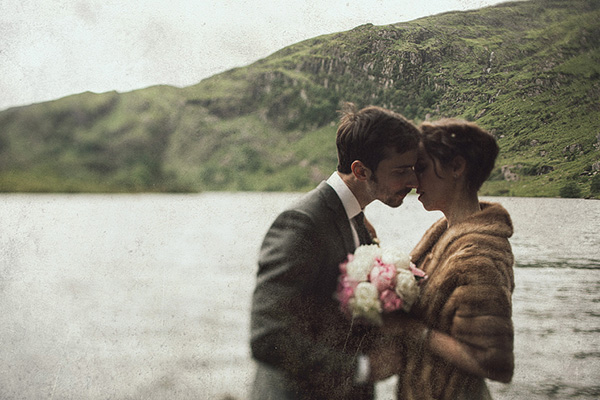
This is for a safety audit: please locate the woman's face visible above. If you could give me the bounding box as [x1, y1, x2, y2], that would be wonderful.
[414, 143, 455, 212]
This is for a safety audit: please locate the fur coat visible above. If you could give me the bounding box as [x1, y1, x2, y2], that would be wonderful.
[396, 202, 515, 400]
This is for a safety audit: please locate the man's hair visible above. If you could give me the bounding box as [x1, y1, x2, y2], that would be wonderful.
[419, 119, 499, 192]
[336, 103, 420, 174]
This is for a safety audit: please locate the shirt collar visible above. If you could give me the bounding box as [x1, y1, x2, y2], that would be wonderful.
[326, 172, 362, 220]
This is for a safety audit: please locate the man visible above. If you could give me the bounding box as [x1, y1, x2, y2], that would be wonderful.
[250, 103, 420, 400]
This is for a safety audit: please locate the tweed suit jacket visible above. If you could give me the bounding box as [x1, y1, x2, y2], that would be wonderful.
[250, 181, 377, 400]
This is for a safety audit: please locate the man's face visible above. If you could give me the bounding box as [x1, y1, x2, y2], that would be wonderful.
[364, 148, 419, 208]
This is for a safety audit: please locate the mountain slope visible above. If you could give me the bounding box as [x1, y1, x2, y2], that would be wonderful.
[1, 0, 598, 197]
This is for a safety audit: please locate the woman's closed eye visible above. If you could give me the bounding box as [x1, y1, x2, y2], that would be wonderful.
[413, 163, 426, 174]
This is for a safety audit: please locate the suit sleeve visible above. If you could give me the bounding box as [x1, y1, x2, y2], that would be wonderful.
[250, 209, 359, 391]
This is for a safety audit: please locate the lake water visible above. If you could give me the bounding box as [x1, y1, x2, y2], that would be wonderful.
[0, 193, 598, 399]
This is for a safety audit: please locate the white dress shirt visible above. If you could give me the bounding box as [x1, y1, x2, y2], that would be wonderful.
[326, 172, 362, 248]
[326, 171, 371, 384]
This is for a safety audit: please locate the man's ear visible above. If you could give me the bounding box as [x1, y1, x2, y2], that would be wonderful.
[351, 160, 371, 181]
[452, 156, 467, 178]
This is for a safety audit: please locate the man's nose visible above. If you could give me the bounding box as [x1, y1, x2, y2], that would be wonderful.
[406, 169, 418, 188]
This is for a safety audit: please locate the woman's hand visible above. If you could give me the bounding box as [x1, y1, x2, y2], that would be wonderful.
[380, 313, 513, 382]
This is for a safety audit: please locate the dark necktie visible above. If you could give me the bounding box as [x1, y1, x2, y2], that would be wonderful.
[353, 212, 372, 245]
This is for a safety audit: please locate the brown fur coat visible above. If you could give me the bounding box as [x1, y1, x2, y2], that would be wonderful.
[396, 202, 515, 400]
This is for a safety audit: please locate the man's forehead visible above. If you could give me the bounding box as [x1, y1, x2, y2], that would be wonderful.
[382, 147, 418, 162]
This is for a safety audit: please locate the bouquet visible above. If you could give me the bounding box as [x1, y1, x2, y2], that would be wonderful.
[336, 244, 427, 325]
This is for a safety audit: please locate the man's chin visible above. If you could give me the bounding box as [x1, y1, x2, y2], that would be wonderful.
[384, 195, 406, 208]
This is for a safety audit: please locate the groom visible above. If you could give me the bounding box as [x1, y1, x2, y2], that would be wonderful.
[250, 103, 420, 400]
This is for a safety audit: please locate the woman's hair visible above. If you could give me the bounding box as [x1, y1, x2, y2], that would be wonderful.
[419, 119, 499, 192]
[336, 103, 420, 174]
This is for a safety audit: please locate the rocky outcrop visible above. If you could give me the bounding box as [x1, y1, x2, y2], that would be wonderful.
[501, 165, 520, 181]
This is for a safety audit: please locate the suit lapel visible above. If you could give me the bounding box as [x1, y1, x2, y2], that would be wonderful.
[317, 182, 356, 255]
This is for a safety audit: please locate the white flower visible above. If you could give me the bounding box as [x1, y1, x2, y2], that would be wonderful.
[381, 247, 411, 271]
[351, 282, 382, 323]
[354, 244, 382, 261]
[346, 244, 381, 281]
[395, 269, 420, 311]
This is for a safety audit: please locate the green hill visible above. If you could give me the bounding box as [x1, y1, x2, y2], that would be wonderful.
[1, 0, 598, 197]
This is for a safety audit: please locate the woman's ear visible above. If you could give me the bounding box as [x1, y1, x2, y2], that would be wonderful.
[351, 160, 371, 181]
[452, 156, 467, 178]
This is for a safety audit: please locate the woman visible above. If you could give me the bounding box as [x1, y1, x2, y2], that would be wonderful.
[381, 119, 515, 399]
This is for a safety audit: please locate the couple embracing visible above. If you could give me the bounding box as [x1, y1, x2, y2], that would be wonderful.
[250, 103, 515, 400]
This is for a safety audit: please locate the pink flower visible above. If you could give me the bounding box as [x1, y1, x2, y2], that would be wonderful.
[409, 262, 428, 282]
[339, 261, 348, 274]
[339, 254, 355, 275]
[337, 275, 359, 309]
[369, 261, 397, 292]
[380, 289, 403, 312]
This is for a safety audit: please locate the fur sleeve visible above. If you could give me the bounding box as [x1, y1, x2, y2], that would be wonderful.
[443, 235, 515, 382]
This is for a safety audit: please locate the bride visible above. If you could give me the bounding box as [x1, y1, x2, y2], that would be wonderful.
[371, 119, 515, 400]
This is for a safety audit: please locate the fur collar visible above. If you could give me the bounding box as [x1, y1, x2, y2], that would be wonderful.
[411, 201, 513, 264]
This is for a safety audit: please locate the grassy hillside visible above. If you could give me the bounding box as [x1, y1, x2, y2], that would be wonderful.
[0, 0, 598, 197]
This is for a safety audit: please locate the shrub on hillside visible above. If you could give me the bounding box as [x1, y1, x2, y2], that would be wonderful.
[590, 174, 600, 196]
[559, 182, 582, 198]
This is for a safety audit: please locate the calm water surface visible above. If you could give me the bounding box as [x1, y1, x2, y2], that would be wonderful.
[0, 193, 598, 399]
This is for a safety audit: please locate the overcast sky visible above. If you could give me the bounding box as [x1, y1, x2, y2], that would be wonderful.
[0, 0, 511, 111]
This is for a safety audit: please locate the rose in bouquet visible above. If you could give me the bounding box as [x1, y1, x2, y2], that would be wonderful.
[336, 244, 427, 325]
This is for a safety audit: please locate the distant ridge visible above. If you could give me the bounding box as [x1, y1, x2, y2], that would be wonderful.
[0, 0, 598, 198]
